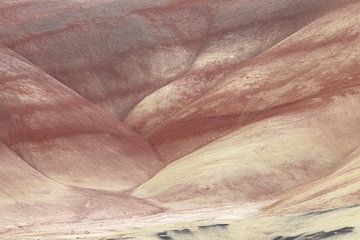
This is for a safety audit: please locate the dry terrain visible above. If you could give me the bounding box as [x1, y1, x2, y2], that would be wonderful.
[0, 0, 359, 239]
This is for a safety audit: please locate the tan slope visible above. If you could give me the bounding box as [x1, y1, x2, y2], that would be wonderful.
[125, 0, 353, 137]
[0, 141, 73, 225]
[0, 45, 162, 192]
[144, 1, 360, 162]
[267, 147, 360, 214]
[0, 141, 75, 227]
[133, 87, 360, 207]
[133, 2, 360, 206]
[0, 141, 162, 229]
[0, 1, 352, 123]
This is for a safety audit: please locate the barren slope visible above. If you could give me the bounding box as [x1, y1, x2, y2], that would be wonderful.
[133, 2, 360, 207]
[0, 141, 161, 230]
[268, 146, 360, 213]
[143, 0, 360, 162]
[0, 0, 353, 125]
[125, 0, 354, 140]
[0, 44, 161, 192]
[0, 141, 74, 228]
[0, 0, 360, 238]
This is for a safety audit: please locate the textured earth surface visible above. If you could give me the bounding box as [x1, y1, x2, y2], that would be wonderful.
[0, 0, 359, 239]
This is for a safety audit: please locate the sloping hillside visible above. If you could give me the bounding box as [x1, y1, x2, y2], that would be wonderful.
[0, 141, 161, 229]
[268, 146, 360, 213]
[133, 1, 360, 207]
[0, 45, 161, 192]
[0, 141, 74, 227]
[141, 0, 360, 162]
[125, 0, 354, 145]
[0, 0, 352, 124]
[0, 0, 359, 238]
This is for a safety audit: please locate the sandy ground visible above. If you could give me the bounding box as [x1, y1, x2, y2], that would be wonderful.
[2, 203, 360, 240]
[0, 202, 265, 239]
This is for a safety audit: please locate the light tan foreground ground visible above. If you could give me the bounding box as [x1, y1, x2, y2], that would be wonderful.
[0, 203, 263, 239]
[1, 203, 359, 240]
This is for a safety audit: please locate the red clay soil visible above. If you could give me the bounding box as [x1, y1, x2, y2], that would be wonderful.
[0, 0, 355, 164]
[0, 44, 162, 191]
[0, 0, 352, 122]
[132, 1, 360, 207]
[144, 0, 360, 162]
[0, 0, 360, 230]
